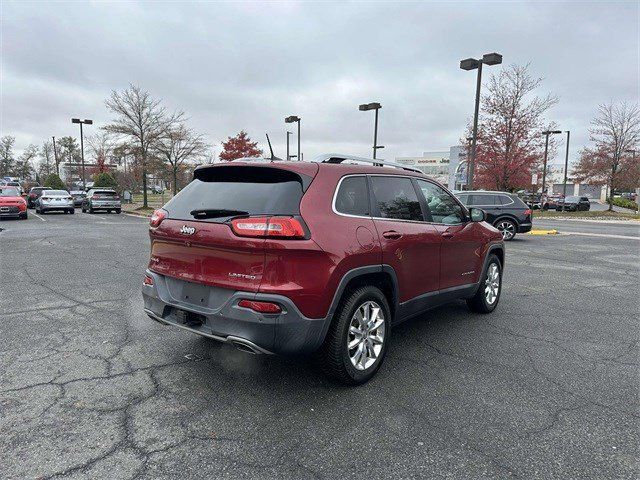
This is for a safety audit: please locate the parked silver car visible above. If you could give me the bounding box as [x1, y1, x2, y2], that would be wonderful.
[36, 189, 75, 214]
[82, 189, 122, 214]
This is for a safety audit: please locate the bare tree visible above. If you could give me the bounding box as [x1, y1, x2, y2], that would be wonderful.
[103, 84, 182, 208]
[14, 144, 39, 181]
[155, 124, 208, 194]
[39, 140, 55, 179]
[0, 136, 16, 177]
[575, 101, 640, 210]
[87, 131, 115, 164]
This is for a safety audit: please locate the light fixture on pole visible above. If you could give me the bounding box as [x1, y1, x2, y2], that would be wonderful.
[541, 129, 562, 195]
[285, 116, 301, 161]
[460, 52, 503, 189]
[71, 118, 93, 190]
[358, 102, 384, 164]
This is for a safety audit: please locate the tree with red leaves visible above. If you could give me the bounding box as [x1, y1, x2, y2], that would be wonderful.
[219, 131, 263, 161]
[466, 64, 558, 191]
[573, 102, 639, 210]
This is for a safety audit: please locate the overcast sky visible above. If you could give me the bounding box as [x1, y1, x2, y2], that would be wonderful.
[1, 1, 638, 166]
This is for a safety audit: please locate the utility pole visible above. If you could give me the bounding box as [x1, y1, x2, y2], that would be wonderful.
[561, 131, 570, 210]
[72, 118, 93, 190]
[359, 102, 384, 165]
[285, 116, 301, 161]
[541, 129, 561, 194]
[460, 53, 503, 189]
[286, 131, 292, 161]
[52, 136, 59, 176]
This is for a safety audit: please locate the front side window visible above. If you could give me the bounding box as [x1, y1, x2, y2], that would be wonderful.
[370, 176, 423, 221]
[334, 176, 369, 216]
[417, 180, 465, 225]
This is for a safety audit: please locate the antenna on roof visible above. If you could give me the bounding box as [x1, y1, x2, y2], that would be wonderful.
[265, 134, 282, 162]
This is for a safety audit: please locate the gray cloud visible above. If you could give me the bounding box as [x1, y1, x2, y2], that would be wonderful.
[1, 1, 638, 166]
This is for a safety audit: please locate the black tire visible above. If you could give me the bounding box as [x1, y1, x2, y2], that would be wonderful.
[316, 286, 391, 385]
[89, 207, 94, 214]
[20, 212, 27, 220]
[69, 209, 74, 214]
[467, 254, 502, 313]
[115, 209, 121, 214]
[494, 218, 517, 241]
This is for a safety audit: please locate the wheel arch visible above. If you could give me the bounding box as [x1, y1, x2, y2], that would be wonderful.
[492, 214, 520, 227]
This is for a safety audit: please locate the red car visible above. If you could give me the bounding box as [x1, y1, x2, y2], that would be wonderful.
[0, 186, 28, 220]
[142, 155, 504, 384]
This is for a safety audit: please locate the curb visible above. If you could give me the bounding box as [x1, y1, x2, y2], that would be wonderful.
[529, 229, 559, 235]
[123, 212, 151, 219]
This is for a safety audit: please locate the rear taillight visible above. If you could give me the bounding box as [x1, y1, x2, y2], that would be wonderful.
[143, 275, 154, 286]
[230, 216, 305, 239]
[149, 209, 166, 228]
[524, 209, 532, 216]
[238, 299, 282, 314]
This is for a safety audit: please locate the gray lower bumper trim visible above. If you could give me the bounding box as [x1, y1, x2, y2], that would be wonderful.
[144, 308, 274, 354]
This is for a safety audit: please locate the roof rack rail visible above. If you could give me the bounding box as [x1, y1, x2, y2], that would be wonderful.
[314, 153, 422, 173]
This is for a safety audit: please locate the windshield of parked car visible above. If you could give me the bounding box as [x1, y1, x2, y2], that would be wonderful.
[0, 187, 20, 196]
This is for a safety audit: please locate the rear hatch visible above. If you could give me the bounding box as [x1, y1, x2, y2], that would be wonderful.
[148, 163, 317, 296]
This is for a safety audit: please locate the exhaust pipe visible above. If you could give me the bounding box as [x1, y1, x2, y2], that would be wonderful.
[227, 336, 271, 355]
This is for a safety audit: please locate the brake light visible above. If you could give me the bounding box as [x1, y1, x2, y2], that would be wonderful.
[230, 216, 305, 238]
[238, 299, 281, 314]
[149, 209, 166, 228]
[524, 209, 532, 216]
[143, 275, 154, 286]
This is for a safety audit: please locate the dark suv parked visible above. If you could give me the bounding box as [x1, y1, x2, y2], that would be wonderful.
[142, 155, 504, 384]
[455, 191, 532, 241]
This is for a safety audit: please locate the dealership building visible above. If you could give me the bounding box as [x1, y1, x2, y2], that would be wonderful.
[395, 147, 465, 191]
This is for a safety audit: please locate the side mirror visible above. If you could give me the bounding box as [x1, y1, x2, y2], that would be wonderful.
[469, 207, 485, 222]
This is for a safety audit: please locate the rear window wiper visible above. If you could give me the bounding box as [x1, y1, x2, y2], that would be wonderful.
[189, 208, 249, 219]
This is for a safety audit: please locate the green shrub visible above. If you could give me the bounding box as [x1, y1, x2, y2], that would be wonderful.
[611, 197, 638, 210]
[93, 172, 118, 190]
[43, 173, 66, 190]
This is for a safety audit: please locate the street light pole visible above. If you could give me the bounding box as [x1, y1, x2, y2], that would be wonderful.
[286, 131, 292, 161]
[285, 116, 301, 161]
[359, 102, 384, 165]
[52, 136, 59, 176]
[562, 131, 570, 210]
[71, 118, 93, 190]
[460, 52, 503, 189]
[541, 129, 561, 195]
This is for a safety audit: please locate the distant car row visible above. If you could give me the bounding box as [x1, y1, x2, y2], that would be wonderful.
[0, 186, 122, 220]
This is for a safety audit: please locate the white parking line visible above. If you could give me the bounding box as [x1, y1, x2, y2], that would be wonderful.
[30, 211, 46, 222]
[563, 231, 640, 241]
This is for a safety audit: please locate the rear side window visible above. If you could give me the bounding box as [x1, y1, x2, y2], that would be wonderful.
[335, 176, 369, 216]
[497, 195, 514, 206]
[164, 166, 309, 222]
[470, 194, 496, 206]
[370, 176, 423, 221]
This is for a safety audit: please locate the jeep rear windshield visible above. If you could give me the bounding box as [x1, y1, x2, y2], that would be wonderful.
[163, 165, 309, 222]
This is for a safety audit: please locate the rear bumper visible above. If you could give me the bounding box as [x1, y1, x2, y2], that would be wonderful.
[90, 201, 121, 210]
[518, 222, 532, 233]
[141, 270, 327, 355]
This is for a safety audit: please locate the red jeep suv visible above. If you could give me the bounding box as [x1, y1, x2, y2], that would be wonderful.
[142, 154, 504, 384]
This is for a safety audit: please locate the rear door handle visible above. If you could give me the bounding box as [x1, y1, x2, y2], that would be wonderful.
[382, 230, 402, 240]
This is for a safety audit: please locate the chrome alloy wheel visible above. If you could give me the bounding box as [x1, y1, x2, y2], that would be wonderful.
[485, 263, 500, 305]
[496, 221, 515, 240]
[348, 301, 386, 371]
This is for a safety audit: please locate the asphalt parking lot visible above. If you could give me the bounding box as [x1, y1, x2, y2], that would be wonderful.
[1, 212, 638, 479]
